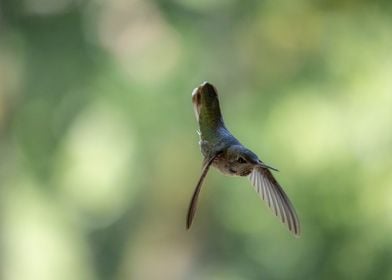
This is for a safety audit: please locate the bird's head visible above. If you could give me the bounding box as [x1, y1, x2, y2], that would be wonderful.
[192, 81, 221, 122]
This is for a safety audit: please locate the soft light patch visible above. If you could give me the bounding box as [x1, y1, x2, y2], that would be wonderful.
[1, 178, 94, 280]
[58, 102, 135, 227]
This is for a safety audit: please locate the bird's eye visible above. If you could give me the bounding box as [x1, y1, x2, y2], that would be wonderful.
[237, 157, 246, 164]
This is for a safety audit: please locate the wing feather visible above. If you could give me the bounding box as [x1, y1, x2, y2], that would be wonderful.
[249, 166, 300, 236]
[186, 155, 217, 229]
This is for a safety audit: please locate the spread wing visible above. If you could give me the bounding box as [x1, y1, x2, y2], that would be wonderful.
[186, 155, 217, 229]
[249, 166, 300, 236]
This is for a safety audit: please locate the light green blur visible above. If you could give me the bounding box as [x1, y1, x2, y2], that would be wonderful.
[1, 0, 392, 279]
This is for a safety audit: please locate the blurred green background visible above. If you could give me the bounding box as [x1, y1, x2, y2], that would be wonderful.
[1, 0, 392, 279]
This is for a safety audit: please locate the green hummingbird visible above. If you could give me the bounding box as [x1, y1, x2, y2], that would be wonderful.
[186, 81, 300, 236]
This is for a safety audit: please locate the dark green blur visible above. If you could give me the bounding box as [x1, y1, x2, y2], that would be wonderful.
[1, 1, 392, 279]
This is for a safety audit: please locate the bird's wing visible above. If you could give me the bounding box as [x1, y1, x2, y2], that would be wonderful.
[249, 166, 300, 236]
[186, 154, 217, 229]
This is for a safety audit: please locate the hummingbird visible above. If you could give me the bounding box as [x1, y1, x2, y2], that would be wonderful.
[186, 81, 300, 236]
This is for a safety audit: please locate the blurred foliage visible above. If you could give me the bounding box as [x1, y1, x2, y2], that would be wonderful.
[1, 0, 392, 279]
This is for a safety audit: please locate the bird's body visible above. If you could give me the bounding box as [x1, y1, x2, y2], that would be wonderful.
[187, 81, 300, 236]
[200, 132, 256, 177]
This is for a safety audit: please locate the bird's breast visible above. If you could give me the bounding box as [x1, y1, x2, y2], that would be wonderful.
[211, 156, 252, 177]
[212, 157, 237, 176]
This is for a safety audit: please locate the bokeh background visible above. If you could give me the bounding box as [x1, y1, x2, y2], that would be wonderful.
[1, 0, 392, 279]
